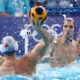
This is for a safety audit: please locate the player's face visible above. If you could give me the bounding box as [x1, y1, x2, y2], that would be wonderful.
[63, 20, 74, 37]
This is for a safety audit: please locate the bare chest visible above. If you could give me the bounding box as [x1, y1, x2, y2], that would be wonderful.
[50, 41, 78, 67]
[54, 43, 76, 58]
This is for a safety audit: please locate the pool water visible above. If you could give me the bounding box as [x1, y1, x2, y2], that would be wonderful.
[0, 60, 80, 80]
[35, 61, 80, 80]
[0, 75, 32, 80]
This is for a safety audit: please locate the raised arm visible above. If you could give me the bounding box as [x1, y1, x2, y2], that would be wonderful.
[24, 6, 53, 62]
[24, 28, 52, 61]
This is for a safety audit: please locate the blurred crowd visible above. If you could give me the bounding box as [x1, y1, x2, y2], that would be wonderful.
[0, 0, 31, 17]
[0, 0, 80, 17]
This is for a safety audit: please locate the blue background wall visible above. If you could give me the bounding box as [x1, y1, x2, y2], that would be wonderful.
[0, 15, 80, 56]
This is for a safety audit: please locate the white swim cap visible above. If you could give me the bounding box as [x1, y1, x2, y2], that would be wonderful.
[0, 36, 18, 53]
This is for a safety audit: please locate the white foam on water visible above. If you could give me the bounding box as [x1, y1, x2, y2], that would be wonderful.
[35, 61, 80, 80]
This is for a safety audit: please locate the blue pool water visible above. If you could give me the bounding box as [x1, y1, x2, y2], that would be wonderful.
[0, 60, 80, 80]
[0, 75, 33, 80]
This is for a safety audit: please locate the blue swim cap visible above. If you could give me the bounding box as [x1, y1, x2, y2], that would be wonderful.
[3, 50, 17, 56]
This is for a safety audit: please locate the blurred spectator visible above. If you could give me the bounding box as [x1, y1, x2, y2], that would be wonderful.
[0, 0, 31, 17]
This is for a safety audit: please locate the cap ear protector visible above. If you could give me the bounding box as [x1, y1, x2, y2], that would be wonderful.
[4, 43, 9, 47]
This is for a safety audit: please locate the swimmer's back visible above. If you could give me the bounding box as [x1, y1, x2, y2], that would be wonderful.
[18, 41, 47, 75]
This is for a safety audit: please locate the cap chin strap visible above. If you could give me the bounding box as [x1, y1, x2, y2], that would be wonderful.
[64, 37, 72, 45]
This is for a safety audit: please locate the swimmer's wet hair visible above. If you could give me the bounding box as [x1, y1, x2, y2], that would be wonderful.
[63, 17, 75, 26]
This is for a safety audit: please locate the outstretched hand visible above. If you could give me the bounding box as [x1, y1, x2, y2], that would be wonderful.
[29, 17, 44, 30]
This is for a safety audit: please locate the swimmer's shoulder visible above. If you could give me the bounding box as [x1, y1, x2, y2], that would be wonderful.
[72, 39, 78, 47]
[20, 50, 40, 64]
[50, 37, 60, 46]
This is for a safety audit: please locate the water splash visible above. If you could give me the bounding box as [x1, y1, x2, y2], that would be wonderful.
[35, 61, 80, 80]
